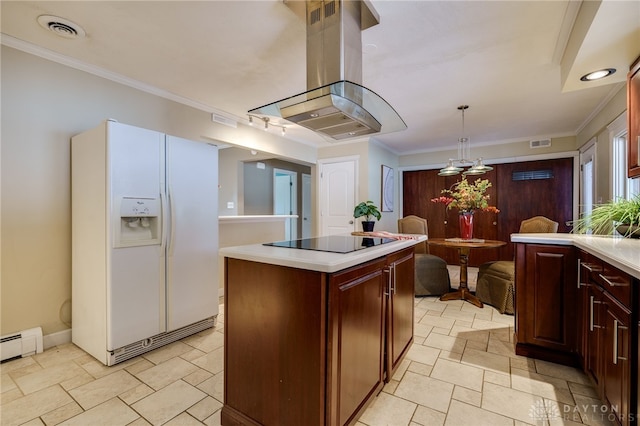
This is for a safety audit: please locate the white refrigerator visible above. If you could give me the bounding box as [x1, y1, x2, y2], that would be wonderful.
[71, 120, 218, 365]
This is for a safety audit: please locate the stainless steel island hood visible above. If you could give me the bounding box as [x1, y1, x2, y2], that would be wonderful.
[248, 0, 406, 140]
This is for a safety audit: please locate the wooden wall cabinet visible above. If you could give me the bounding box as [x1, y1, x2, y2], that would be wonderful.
[628, 56, 640, 179]
[222, 246, 415, 426]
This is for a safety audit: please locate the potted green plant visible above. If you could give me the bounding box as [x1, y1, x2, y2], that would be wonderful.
[353, 201, 382, 232]
[570, 194, 640, 238]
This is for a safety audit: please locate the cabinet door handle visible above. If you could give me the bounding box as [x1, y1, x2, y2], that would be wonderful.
[392, 263, 397, 295]
[384, 267, 391, 296]
[599, 274, 627, 287]
[589, 296, 602, 331]
[613, 319, 627, 364]
[613, 319, 628, 364]
[577, 259, 582, 289]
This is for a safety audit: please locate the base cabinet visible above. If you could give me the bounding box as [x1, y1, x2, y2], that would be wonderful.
[517, 244, 637, 426]
[222, 247, 415, 426]
[578, 251, 634, 426]
[514, 243, 577, 364]
[602, 296, 631, 426]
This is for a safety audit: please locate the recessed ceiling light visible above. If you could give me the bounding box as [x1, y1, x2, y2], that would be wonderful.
[37, 15, 86, 39]
[580, 68, 616, 81]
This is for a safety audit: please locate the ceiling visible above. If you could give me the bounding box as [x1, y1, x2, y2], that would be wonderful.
[2, 0, 639, 155]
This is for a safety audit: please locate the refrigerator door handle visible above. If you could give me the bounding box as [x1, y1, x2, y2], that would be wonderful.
[160, 191, 168, 252]
[168, 186, 176, 257]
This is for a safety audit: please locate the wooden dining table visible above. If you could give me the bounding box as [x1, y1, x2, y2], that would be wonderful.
[427, 238, 507, 307]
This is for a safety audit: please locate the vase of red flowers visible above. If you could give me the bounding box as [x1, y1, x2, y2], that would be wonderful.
[431, 178, 500, 239]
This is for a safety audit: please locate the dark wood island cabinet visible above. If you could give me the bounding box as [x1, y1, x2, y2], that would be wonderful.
[219, 238, 420, 426]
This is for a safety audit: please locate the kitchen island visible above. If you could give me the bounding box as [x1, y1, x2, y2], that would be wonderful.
[511, 233, 639, 426]
[219, 235, 424, 426]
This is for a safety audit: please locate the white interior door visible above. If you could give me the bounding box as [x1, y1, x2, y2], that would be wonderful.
[319, 158, 357, 236]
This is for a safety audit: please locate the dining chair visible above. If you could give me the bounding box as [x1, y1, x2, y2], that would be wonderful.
[397, 215, 451, 296]
[475, 216, 559, 314]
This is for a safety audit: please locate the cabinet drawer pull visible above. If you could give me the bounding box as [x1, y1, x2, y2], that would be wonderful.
[598, 274, 627, 287]
[613, 320, 628, 364]
[582, 263, 602, 273]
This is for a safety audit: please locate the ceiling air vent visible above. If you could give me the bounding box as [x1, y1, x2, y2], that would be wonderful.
[37, 15, 86, 39]
[211, 113, 237, 128]
[530, 139, 551, 149]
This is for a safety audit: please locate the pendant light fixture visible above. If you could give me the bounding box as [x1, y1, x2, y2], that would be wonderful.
[438, 105, 493, 177]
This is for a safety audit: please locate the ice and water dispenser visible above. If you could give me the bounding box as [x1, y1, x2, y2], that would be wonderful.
[115, 197, 161, 247]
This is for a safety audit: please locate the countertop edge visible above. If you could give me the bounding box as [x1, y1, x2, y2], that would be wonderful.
[219, 236, 426, 273]
[219, 215, 298, 223]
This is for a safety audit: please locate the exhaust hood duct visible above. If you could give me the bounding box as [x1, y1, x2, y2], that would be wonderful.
[248, 0, 406, 141]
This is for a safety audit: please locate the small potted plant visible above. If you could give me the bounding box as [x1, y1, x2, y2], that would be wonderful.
[354, 201, 382, 232]
[570, 194, 640, 238]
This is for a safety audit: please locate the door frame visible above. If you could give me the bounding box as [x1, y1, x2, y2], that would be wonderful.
[302, 173, 312, 238]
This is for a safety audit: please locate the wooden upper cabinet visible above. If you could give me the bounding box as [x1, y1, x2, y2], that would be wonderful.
[628, 56, 640, 179]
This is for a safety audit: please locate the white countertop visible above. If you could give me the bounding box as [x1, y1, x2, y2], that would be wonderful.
[511, 233, 640, 279]
[219, 235, 426, 273]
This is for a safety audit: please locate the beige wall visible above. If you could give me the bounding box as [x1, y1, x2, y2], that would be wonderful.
[367, 141, 400, 232]
[0, 46, 313, 338]
[399, 136, 578, 169]
[576, 85, 628, 203]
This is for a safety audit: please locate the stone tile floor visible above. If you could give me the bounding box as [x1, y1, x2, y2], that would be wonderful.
[1, 267, 614, 426]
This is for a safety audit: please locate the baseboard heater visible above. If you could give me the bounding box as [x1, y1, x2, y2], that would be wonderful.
[108, 316, 216, 365]
[0, 327, 44, 362]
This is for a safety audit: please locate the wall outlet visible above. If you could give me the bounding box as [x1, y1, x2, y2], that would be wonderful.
[227, 202, 234, 209]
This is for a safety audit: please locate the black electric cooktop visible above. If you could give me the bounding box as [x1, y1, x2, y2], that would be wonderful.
[263, 235, 394, 254]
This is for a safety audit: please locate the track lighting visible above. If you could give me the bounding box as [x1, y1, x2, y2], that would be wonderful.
[247, 114, 287, 136]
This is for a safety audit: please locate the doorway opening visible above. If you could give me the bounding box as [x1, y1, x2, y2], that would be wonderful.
[274, 168, 298, 240]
